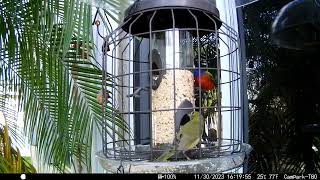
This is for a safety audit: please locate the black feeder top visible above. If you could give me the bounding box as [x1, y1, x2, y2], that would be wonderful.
[271, 0, 320, 50]
[122, 0, 222, 37]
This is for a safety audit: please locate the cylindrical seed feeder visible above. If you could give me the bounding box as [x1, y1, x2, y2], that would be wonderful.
[98, 0, 250, 173]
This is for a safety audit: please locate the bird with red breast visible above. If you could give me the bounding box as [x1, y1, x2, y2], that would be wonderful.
[194, 69, 216, 91]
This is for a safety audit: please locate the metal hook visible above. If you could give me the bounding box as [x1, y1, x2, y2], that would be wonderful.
[96, 24, 105, 39]
[92, 8, 106, 39]
[92, 8, 99, 25]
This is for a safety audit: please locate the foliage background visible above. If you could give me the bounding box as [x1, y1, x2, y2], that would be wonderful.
[0, 0, 131, 172]
[240, 0, 320, 173]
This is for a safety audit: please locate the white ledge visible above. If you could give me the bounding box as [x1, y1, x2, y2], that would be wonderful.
[96, 143, 252, 173]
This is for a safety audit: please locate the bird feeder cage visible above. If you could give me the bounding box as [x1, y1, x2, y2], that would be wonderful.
[97, 0, 250, 173]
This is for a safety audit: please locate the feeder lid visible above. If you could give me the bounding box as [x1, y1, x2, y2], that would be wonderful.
[124, 0, 220, 19]
[271, 0, 320, 50]
[122, 0, 222, 37]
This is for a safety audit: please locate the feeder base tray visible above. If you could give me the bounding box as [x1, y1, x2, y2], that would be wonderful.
[96, 143, 252, 173]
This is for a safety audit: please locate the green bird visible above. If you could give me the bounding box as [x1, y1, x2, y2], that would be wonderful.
[156, 111, 204, 162]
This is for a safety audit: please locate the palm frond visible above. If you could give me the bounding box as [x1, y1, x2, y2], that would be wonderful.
[0, 123, 36, 173]
[1, 0, 130, 172]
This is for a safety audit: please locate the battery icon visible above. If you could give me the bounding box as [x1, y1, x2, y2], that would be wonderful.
[158, 174, 164, 179]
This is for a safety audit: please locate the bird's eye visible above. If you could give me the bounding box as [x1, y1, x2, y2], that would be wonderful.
[180, 114, 191, 126]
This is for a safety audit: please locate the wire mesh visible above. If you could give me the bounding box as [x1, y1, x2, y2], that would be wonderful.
[100, 6, 241, 162]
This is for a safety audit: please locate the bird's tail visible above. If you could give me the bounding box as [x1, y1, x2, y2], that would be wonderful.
[156, 149, 176, 162]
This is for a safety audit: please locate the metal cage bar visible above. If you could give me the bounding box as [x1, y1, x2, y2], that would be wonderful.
[101, 4, 241, 162]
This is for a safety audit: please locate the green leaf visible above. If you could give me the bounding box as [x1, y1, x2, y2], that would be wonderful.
[1, 0, 130, 173]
